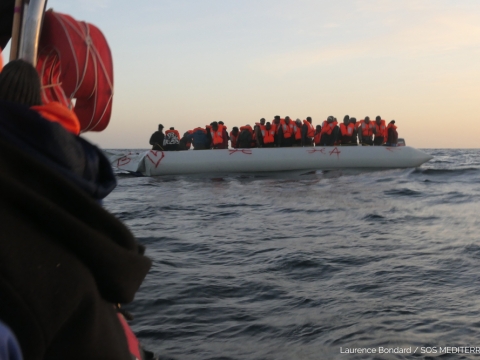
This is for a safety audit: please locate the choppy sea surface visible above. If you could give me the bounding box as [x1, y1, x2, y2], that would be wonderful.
[104, 149, 480, 360]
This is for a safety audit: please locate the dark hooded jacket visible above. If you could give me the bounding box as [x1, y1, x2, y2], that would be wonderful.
[0, 101, 151, 360]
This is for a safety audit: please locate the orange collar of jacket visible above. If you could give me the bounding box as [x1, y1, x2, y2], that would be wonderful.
[31, 102, 81, 135]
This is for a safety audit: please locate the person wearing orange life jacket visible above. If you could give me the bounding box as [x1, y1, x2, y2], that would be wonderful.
[319, 116, 339, 146]
[229, 127, 240, 148]
[314, 125, 322, 146]
[218, 121, 229, 149]
[339, 115, 356, 145]
[262, 122, 276, 147]
[237, 125, 254, 148]
[373, 115, 387, 146]
[164, 127, 180, 151]
[279, 116, 295, 147]
[301, 117, 315, 146]
[293, 119, 303, 146]
[356, 116, 375, 145]
[254, 118, 266, 147]
[210, 121, 226, 149]
[385, 120, 399, 146]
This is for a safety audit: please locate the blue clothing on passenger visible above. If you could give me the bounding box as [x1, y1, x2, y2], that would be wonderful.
[186, 130, 209, 149]
[0, 321, 22, 360]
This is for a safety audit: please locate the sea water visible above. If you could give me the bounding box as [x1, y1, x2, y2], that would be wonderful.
[104, 149, 480, 360]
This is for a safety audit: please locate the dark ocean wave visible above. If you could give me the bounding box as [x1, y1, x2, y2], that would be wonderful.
[384, 188, 424, 197]
[412, 167, 480, 176]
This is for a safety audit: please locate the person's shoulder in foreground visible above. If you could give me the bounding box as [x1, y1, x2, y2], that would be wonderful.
[0, 59, 151, 360]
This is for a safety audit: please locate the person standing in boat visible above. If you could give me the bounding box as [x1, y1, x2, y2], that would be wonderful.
[357, 116, 375, 145]
[279, 116, 295, 147]
[262, 122, 276, 147]
[164, 126, 180, 151]
[210, 121, 227, 149]
[271, 115, 281, 146]
[237, 125, 254, 148]
[339, 115, 355, 145]
[319, 116, 339, 146]
[205, 124, 213, 148]
[218, 121, 229, 149]
[186, 127, 209, 150]
[314, 125, 322, 146]
[149, 124, 165, 150]
[178, 130, 193, 150]
[349, 117, 358, 145]
[230, 127, 240, 148]
[254, 118, 266, 147]
[385, 120, 398, 146]
[373, 116, 387, 145]
[293, 119, 303, 146]
[301, 117, 315, 147]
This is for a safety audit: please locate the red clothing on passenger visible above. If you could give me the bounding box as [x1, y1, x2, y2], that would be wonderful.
[304, 120, 315, 137]
[320, 120, 338, 135]
[356, 120, 375, 137]
[280, 119, 294, 138]
[262, 128, 275, 144]
[374, 119, 387, 140]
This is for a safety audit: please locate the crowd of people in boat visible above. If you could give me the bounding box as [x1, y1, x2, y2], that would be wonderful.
[149, 115, 399, 151]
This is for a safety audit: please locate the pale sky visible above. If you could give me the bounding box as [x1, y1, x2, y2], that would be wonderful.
[11, 0, 480, 148]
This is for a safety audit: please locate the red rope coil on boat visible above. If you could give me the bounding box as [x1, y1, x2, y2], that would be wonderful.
[36, 10, 114, 132]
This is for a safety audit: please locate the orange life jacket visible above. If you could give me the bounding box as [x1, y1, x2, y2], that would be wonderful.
[294, 123, 302, 140]
[280, 119, 294, 138]
[210, 124, 225, 146]
[340, 123, 354, 136]
[303, 120, 315, 137]
[255, 122, 266, 131]
[31, 101, 81, 135]
[357, 120, 375, 137]
[374, 119, 387, 139]
[270, 123, 278, 134]
[387, 123, 397, 131]
[240, 125, 254, 135]
[230, 131, 239, 148]
[320, 120, 338, 135]
[262, 128, 275, 144]
[314, 131, 321, 145]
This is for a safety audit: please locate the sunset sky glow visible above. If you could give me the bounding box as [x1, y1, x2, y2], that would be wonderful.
[11, 0, 480, 148]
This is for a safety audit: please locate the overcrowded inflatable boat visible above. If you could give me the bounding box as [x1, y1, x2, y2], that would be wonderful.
[107, 146, 433, 176]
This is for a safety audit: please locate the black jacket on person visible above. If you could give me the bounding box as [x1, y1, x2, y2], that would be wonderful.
[149, 131, 164, 150]
[0, 101, 151, 360]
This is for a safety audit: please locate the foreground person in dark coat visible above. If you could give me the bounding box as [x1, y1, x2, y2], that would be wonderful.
[0, 61, 151, 359]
